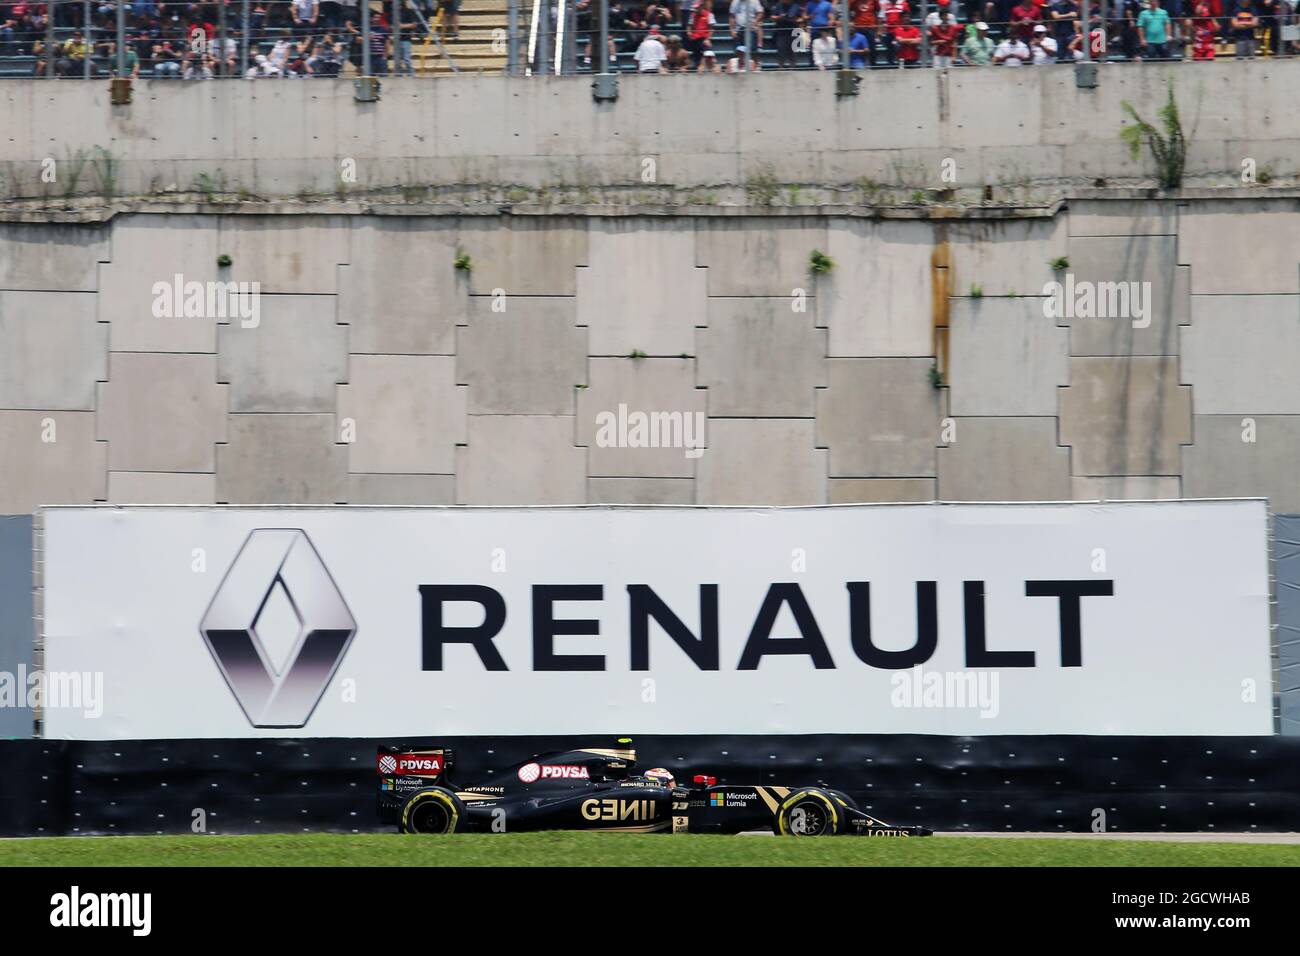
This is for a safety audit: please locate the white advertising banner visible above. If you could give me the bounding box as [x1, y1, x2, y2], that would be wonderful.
[40, 501, 1272, 739]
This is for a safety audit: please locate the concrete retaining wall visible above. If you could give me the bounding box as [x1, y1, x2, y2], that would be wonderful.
[2, 198, 1299, 511]
[0, 62, 1298, 203]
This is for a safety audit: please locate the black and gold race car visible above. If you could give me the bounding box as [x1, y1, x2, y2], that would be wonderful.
[377, 742, 931, 837]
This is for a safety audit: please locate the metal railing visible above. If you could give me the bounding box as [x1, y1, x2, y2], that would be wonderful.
[1, 2, 1296, 79]
[0, 0, 462, 78]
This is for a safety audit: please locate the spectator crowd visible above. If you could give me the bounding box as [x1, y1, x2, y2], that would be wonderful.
[0, 0, 464, 76]
[585, 0, 1296, 71]
[0, 0, 1291, 75]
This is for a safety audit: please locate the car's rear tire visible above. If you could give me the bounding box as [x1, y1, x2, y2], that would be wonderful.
[776, 789, 842, 837]
[399, 787, 465, 834]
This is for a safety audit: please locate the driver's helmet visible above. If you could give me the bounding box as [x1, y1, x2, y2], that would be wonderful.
[644, 767, 676, 789]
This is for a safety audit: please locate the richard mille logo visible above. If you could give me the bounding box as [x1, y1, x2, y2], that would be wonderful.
[199, 529, 357, 728]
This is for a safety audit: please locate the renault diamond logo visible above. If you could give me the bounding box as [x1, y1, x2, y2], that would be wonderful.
[199, 529, 357, 728]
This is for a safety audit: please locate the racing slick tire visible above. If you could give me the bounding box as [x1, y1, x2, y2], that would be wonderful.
[776, 788, 845, 837]
[399, 786, 467, 834]
[824, 788, 859, 811]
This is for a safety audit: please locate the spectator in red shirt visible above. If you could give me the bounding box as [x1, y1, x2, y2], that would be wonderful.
[929, 11, 960, 65]
[1010, 0, 1041, 40]
[895, 18, 921, 63]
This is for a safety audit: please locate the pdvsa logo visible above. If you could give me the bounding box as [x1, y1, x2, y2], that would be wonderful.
[518, 762, 590, 783]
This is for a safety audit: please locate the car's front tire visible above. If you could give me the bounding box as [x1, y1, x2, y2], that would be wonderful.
[399, 787, 466, 834]
[776, 789, 843, 837]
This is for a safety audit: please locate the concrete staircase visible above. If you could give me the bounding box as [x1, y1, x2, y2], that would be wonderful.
[411, 0, 510, 74]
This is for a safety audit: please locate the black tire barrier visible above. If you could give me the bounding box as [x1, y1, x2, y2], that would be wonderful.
[1, 734, 1297, 836]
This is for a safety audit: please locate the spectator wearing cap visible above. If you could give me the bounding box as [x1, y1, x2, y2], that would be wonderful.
[634, 26, 668, 71]
[700, 46, 720, 70]
[664, 33, 691, 69]
[730, 0, 765, 52]
[1029, 22, 1058, 60]
[1048, 0, 1079, 60]
[928, 1, 961, 67]
[1228, 0, 1256, 57]
[685, 0, 715, 68]
[993, 26, 1030, 61]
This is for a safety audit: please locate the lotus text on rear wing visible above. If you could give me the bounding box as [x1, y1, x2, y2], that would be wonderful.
[418, 580, 1114, 671]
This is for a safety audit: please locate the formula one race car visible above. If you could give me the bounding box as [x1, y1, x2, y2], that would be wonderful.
[377, 742, 931, 837]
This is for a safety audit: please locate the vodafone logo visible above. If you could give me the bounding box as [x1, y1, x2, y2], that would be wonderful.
[517, 762, 589, 783]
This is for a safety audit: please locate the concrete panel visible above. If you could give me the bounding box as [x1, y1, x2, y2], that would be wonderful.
[822, 219, 933, 358]
[696, 219, 829, 297]
[0, 291, 105, 410]
[460, 219, 588, 296]
[1070, 476, 1181, 500]
[96, 353, 228, 473]
[346, 474, 456, 505]
[1181, 295, 1300, 414]
[1180, 201, 1300, 294]
[697, 419, 826, 505]
[937, 418, 1071, 501]
[456, 415, 586, 505]
[588, 477, 695, 505]
[1058, 356, 1192, 476]
[576, 220, 706, 356]
[697, 298, 826, 417]
[216, 216, 350, 294]
[217, 295, 348, 413]
[0, 411, 105, 512]
[1066, 238, 1188, 356]
[815, 358, 941, 478]
[217, 414, 347, 504]
[337, 355, 467, 474]
[948, 218, 1065, 299]
[1068, 200, 1178, 238]
[828, 478, 936, 503]
[98, 214, 221, 353]
[576, 358, 705, 478]
[457, 297, 586, 414]
[948, 297, 1068, 417]
[108, 471, 217, 504]
[0, 222, 108, 292]
[339, 218, 463, 355]
[1184, 415, 1300, 513]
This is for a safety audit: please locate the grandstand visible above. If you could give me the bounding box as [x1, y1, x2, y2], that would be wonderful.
[0, 0, 1294, 80]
